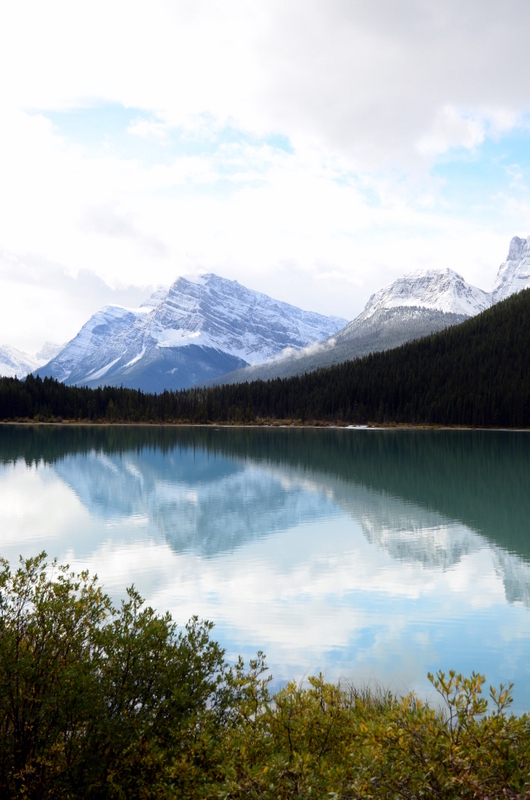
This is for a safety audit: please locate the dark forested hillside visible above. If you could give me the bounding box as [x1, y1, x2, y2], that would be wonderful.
[1, 287, 530, 427]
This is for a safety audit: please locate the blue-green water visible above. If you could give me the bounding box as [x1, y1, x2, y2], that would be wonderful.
[1, 425, 530, 709]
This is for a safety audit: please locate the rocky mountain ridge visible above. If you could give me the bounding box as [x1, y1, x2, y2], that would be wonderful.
[0, 342, 64, 379]
[361, 266, 492, 319]
[35, 274, 347, 392]
[6, 233, 530, 390]
[214, 236, 530, 385]
[491, 234, 530, 303]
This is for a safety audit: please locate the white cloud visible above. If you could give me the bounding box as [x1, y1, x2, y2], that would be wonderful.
[3, 0, 530, 161]
[127, 118, 169, 140]
[417, 107, 485, 156]
[0, 247, 153, 353]
[0, 2, 529, 349]
[81, 205, 170, 258]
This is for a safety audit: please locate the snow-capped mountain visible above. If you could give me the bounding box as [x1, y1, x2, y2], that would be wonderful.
[36, 274, 347, 392]
[0, 346, 40, 378]
[37, 304, 151, 386]
[328, 266, 491, 348]
[219, 234, 530, 388]
[492, 235, 530, 303]
[21, 233, 530, 391]
[0, 342, 64, 379]
[213, 267, 491, 384]
[35, 341, 65, 363]
[358, 267, 492, 319]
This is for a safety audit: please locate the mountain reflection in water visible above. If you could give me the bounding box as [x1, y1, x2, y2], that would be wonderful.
[1, 425, 529, 708]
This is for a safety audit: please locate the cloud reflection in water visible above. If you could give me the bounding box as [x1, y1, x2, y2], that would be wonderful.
[0, 426, 529, 708]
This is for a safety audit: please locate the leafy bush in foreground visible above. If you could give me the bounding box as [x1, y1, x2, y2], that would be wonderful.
[223, 672, 530, 799]
[0, 554, 268, 799]
[0, 555, 529, 799]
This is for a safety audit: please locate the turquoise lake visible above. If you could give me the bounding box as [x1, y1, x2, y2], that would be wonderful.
[1, 425, 530, 709]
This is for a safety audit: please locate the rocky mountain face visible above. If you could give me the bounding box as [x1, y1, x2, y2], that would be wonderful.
[213, 267, 492, 384]
[323, 266, 490, 360]
[35, 274, 346, 392]
[359, 267, 492, 318]
[0, 342, 63, 379]
[13, 233, 530, 390]
[214, 238, 530, 386]
[491, 234, 530, 303]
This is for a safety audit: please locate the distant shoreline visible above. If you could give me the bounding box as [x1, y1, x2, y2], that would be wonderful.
[1, 419, 528, 432]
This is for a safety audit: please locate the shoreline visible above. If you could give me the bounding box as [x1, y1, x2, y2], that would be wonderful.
[0, 419, 528, 432]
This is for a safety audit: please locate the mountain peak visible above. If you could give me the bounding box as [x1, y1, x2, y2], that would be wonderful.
[36, 273, 347, 391]
[493, 235, 530, 303]
[140, 285, 169, 309]
[0, 341, 64, 378]
[507, 235, 528, 261]
[361, 267, 491, 319]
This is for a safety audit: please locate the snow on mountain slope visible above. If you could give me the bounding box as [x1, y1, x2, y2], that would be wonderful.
[492, 235, 530, 303]
[37, 304, 151, 385]
[0, 342, 64, 378]
[359, 267, 491, 321]
[0, 346, 41, 378]
[35, 341, 65, 363]
[18, 234, 530, 391]
[216, 241, 530, 388]
[328, 267, 491, 347]
[212, 268, 490, 385]
[37, 274, 347, 391]
[145, 273, 346, 364]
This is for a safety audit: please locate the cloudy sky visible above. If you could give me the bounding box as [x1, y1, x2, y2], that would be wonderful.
[2, 0, 530, 353]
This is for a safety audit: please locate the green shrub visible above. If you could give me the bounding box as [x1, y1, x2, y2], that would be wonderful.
[0, 555, 529, 799]
[218, 671, 530, 799]
[0, 554, 268, 800]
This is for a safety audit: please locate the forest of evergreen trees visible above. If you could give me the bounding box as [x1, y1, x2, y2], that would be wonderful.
[1, 287, 530, 428]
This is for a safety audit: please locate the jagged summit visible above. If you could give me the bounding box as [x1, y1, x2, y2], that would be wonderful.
[34, 341, 65, 363]
[0, 346, 41, 379]
[36, 273, 347, 392]
[9, 233, 530, 389]
[213, 267, 493, 385]
[0, 342, 64, 379]
[329, 267, 490, 356]
[144, 273, 346, 363]
[492, 235, 530, 303]
[360, 267, 491, 321]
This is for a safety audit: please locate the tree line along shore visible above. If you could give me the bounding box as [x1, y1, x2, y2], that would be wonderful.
[1, 287, 530, 428]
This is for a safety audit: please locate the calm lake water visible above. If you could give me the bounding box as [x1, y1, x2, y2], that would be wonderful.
[1, 424, 530, 709]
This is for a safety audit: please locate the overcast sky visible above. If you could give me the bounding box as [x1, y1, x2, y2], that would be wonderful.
[2, 0, 530, 352]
